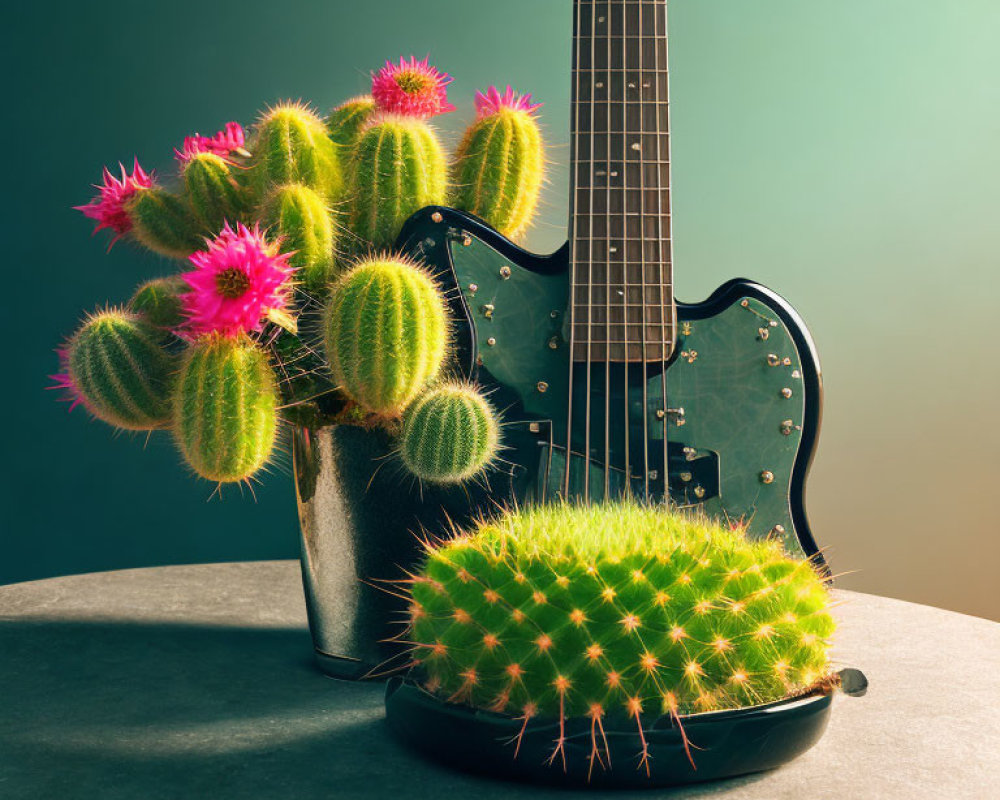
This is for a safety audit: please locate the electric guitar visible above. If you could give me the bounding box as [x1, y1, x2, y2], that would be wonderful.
[396, 0, 825, 566]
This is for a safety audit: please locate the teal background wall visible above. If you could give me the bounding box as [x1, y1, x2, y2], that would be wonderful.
[3, 1, 997, 620]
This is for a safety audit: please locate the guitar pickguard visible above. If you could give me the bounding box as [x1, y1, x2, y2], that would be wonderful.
[397, 207, 824, 568]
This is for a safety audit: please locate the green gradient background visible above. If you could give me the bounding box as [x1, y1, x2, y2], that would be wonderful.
[3, 1, 997, 620]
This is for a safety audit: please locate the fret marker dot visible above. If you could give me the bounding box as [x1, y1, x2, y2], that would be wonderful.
[596, 82, 605, 89]
[631, 142, 642, 152]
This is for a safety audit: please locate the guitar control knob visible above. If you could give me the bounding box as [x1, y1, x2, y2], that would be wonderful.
[760, 471, 775, 484]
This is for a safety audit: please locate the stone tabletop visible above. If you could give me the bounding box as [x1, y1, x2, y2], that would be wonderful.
[1, 562, 997, 799]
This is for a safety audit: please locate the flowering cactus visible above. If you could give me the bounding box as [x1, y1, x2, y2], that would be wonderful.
[323, 256, 449, 416]
[60, 309, 177, 430]
[126, 185, 204, 259]
[181, 151, 248, 232]
[405, 503, 835, 772]
[129, 276, 187, 331]
[345, 116, 447, 250]
[174, 122, 248, 162]
[452, 86, 545, 240]
[174, 334, 279, 483]
[400, 383, 501, 484]
[250, 103, 342, 200]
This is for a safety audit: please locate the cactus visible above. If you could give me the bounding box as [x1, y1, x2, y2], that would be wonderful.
[173, 334, 279, 482]
[182, 151, 247, 232]
[65, 309, 177, 430]
[260, 183, 336, 294]
[129, 276, 187, 331]
[126, 186, 204, 259]
[451, 86, 544, 240]
[345, 116, 447, 250]
[406, 503, 834, 769]
[323, 257, 448, 416]
[250, 103, 341, 200]
[326, 95, 376, 149]
[400, 383, 500, 484]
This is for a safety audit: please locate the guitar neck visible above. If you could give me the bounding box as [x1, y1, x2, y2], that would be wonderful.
[569, 0, 675, 363]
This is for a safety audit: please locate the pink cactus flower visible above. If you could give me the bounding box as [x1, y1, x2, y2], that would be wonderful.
[47, 348, 89, 414]
[475, 85, 543, 119]
[175, 122, 248, 163]
[74, 159, 153, 244]
[371, 56, 455, 118]
[180, 223, 296, 338]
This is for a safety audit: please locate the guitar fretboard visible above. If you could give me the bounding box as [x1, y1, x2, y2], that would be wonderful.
[569, 0, 675, 363]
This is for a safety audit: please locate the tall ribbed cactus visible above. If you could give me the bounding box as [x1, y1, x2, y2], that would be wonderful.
[326, 95, 376, 149]
[129, 276, 187, 331]
[182, 152, 247, 232]
[323, 257, 448, 416]
[65, 309, 177, 430]
[451, 86, 544, 240]
[406, 503, 835, 770]
[260, 183, 336, 294]
[345, 116, 447, 250]
[126, 186, 203, 259]
[250, 104, 341, 200]
[401, 383, 500, 484]
[173, 335, 279, 482]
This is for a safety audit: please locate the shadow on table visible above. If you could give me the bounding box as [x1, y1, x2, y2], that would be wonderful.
[0, 619, 765, 799]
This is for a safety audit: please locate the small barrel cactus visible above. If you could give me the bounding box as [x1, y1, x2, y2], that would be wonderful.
[65, 309, 177, 430]
[173, 335, 279, 482]
[260, 183, 336, 294]
[406, 503, 834, 769]
[129, 276, 187, 331]
[345, 115, 447, 250]
[326, 95, 377, 149]
[250, 103, 341, 200]
[182, 151, 247, 232]
[126, 186, 204, 259]
[451, 87, 544, 240]
[323, 257, 448, 416]
[400, 383, 500, 484]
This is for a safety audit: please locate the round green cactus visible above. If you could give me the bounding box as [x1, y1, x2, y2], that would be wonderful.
[250, 103, 341, 200]
[126, 186, 203, 259]
[326, 95, 376, 150]
[400, 383, 500, 484]
[451, 88, 544, 240]
[407, 503, 834, 767]
[173, 335, 279, 482]
[129, 276, 187, 331]
[66, 309, 177, 430]
[182, 151, 247, 232]
[260, 183, 336, 294]
[345, 115, 447, 250]
[323, 257, 448, 417]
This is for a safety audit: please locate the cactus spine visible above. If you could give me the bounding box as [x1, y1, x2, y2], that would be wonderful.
[326, 95, 376, 149]
[407, 503, 834, 767]
[126, 187, 203, 258]
[174, 335, 279, 482]
[323, 257, 448, 416]
[401, 383, 500, 484]
[260, 184, 336, 294]
[346, 116, 447, 250]
[129, 276, 187, 331]
[251, 104, 341, 200]
[182, 152, 247, 232]
[66, 309, 177, 430]
[451, 93, 544, 240]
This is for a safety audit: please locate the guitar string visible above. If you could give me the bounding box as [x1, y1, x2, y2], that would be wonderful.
[619, 0, 632, 501]
[656, 0, 672, 502]
[637, 0, 651, 500]
[562, 0, 583, 499]
[583, 0, 598, 502]
[604, 1, 613, 501]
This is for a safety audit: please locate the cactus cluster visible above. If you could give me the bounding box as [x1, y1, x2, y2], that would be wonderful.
[404, 503, 835, 771]
[60, 55, 540, 488]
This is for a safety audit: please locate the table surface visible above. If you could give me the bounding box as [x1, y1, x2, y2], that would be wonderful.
[1, 562, 997, 800]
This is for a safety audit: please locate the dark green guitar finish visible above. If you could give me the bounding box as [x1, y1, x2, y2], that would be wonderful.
[397, 207, 824, 566]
